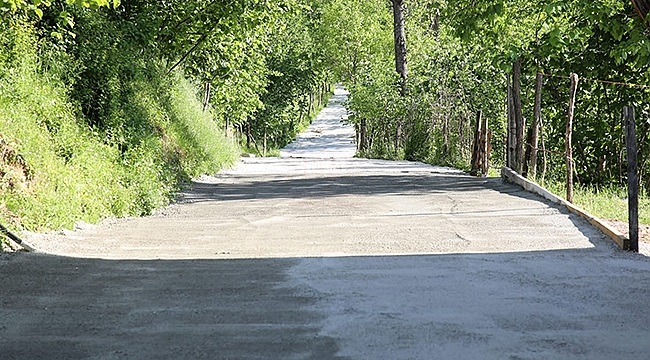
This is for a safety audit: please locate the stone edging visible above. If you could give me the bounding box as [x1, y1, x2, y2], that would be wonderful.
[501, 166, 630, 250]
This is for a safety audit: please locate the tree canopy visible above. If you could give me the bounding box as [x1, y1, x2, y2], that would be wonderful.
[1, 0, 649, 233]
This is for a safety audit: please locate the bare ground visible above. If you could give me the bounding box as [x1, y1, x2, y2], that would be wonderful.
[603, 219, 650, 244]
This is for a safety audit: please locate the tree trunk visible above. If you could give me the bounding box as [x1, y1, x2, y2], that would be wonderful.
[443, 115, 449, 160]
[471, 111, 482, 175]
[392, 0, 408, 95]
[202, 82, 211, 112]
[263, 127, 267, 157]
[512, 58, 525, 175]
[360, 118, 367, 152]
[507, 76, 515, 169]
[566, 73, 579, 203]
[523, 126, 533, 176]
[309, 92, 314, 114]
[540, 116, 547, 182]
[246, 122, 252, 148]
[530, 72, 543, 178]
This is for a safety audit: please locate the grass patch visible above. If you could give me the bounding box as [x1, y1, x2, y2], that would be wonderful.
[0, 22, 238, 237]
[538, 180, 650, 225]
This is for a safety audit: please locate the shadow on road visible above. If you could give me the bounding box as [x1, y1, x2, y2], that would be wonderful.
[1, 246, 649, 359]
[181, 174, 529, 203]
[4, 155, 650, 358]
[0, 253, 347, 360]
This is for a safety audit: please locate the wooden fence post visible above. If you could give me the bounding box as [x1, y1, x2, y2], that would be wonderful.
[566, 73, 579, 203]
[480, 112, 490, 176]
[512, 59, 525, 174]
[471, 110, 482, 175]
[530, 72, 543, 178]
[624, 105, 639, 252]
[507, 76, 515, 169]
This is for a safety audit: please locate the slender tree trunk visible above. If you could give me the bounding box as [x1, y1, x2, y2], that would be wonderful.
[482, 116, 491, 176]
[471, 111, 482, 175]
[360, 118, 367, 152]
[392, 0, 408, 95]
[263, 127, 267, 157]
[523, 126, 533, 176]
[566, 73, 579, 203]
[512, 58, 525, 174]
[530, 72, 543, 178]
[246, 122, 252, 149]
[507, 76, 515, 169]
[539, 115, 547, 183]
[202, 82, 211, 112]
[429, 8, 440, 37]
[443, 114, 450, 160]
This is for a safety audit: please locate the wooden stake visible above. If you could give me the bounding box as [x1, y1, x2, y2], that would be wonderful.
[566, 73, 579, 203]
[0, 223, 35, 252]
[507, 76, 515, 169]
[540, 114, 547, 183]
[471, 110, 482, 175]
[263, 127, 267, 157]
[512, 59, 525, 174]
[530, 72, 543, 178]
[480, 111, 490, 176]
[624, 106, 639, 252]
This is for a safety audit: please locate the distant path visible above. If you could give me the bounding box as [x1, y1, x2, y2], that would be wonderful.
[1, 86, 650, 359]
[280, 84, 356, 158]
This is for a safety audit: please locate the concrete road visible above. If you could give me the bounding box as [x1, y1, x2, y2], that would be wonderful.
[2, 87, 650, 359]
[280, 85, 356, 159]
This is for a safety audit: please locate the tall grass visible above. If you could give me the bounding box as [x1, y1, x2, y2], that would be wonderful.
[539, 180, 649, 225]
[0, 22, 238, 237]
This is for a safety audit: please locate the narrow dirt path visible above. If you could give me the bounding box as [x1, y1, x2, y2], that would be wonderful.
[1, 86, 650, 359]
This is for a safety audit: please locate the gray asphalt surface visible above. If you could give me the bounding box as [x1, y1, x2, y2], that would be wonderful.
[1, 86, 650, 359]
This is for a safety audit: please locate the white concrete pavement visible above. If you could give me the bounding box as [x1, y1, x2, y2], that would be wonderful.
[280, 85, 356, 159]
[2, 85, 650, 360]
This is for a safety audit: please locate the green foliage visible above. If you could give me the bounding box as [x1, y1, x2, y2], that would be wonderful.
[337, 0, 505, 167]
[246, 3, 334, 152]
[0, 20, 237, 231]
[334, 0, 649, 201]
[541, 181, 650, 225]
[1, 0, 338, 235]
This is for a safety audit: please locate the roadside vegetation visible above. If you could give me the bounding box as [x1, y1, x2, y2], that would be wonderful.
[2, 0, 649, 248]
[324, 0, 650, 225]
[0, 0, 336, 240]
[541, 180, 650, 225]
